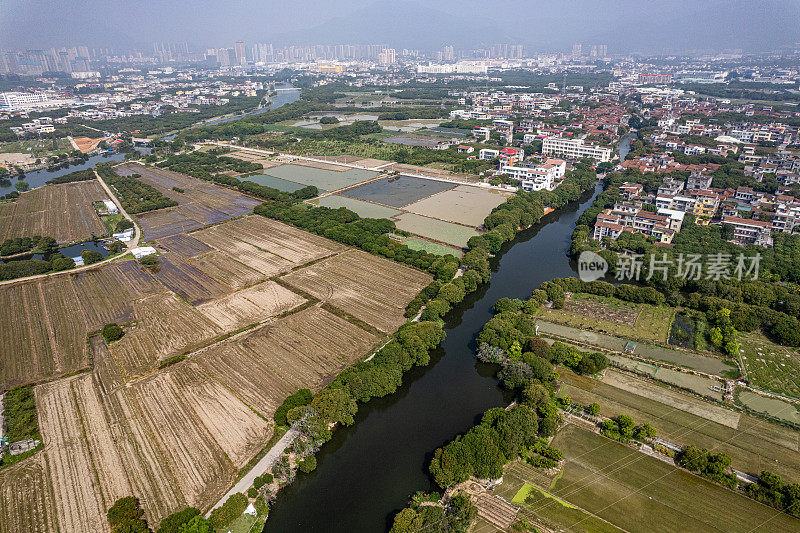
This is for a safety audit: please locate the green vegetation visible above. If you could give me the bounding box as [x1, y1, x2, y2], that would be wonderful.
[0, 235, 57, 256]
[675, 445, 737, 487]
[157, 507, 202, 533]
[101, 323, 125, 343]
[389, 492, 476, 533]
[139, 254, 159, 268]
[746, 471, 800, 518]
[96, 163, 178, 214]
[2, 386, 39, 442]
[107, 496, 151, 533]
[274, 389, 313, 427]
[46, 168, 96, 185]
[81, 249, 103, 265]
[600, 414, 657, 443]
[738, 333, 800, 399]
[208, 493, 248, 531]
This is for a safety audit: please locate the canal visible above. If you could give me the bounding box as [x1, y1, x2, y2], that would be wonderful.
[264, 184, 602, 532]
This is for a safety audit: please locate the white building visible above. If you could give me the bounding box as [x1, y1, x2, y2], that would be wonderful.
[542, 136, 612, 162]
[479, 148, 499, 160]
[0, 91, 49, 109]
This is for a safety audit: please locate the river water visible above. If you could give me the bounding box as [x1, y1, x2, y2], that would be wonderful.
[264, 184, 602, 532]
[0, 151, 125, 197]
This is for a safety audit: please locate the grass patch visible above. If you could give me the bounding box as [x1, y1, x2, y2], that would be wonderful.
[558, 369, 800, 483]
[3, 386, 39, 442]
[539, 293, 675, 343]
[739, 331, 800, 399]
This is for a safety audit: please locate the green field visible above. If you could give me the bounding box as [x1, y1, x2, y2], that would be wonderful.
[401, 237, 461, 257]
[0, 138, 73, 158]
[492, 462, 622, 533]
[539, 293, 675, 343]
[558, 369, 800, 482]
[539, 424, 800, 533]
[737, 389, 800, 425]
[537, 320, 736, 376]
[739, 332, 800, 399]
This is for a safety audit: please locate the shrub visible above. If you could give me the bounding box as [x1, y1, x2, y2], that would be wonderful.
[208, 493, 248, 530]
[3, 385, 39, 442]
[274, 389, 313, 427]
[298, 456, 317, 473]
[102, 323, 125, 343]
[139, 254, 159, 268]
[157, 507, 200, 533]
[107, 496, 149, 533]
[81, 249, 103, 265]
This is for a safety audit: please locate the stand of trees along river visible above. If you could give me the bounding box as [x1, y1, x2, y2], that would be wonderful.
[263, 185, 602, 532]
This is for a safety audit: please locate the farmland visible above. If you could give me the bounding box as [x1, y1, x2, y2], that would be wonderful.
[0, 455, 57, 533]
[0, 193, 435, 530]
[315, 194, 402, 219]
[280, 249, 432, 332]
[393, 212, 479, 248]
[513, 424, 800, 532]
[739, 332, 800, 399]
[536, 320, 735, 376]
[114, 164, 260, 239]
[343, 175, 455, 207]
[259, 163, 378, 192]
[403, 185, 512, 227]
[539, 293, 676, 344]
[193, 305, 381, 416]
[0, 180, 107, 243]
[558, 369, 800, 481]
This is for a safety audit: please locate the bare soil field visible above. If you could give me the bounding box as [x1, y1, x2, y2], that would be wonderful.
[280, 249, 432, 332]
[192, 215, 345, 276]
[194, 305, 380, 416]
[0, 454, 57, 533]
[0, 180, 107, 243]
[403, 186, 512, 227]
[72, 136, 104, 153]
[601, 369, 741, 428]
[151, 253, 230, 305]
[115, 164, 260, 239]
[351, 158, 391, 169]
[0, 260, 166, 386]
[158, 233, 214, 257]
[110, 292, 222, 377]
[36, 377, 108, 533]
[187, 250, 264, 290]
[196, 280, 305, 330]
[131, 367, 237, 509]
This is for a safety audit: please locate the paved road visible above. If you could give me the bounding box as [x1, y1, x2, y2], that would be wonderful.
[205, 428, 299, 517]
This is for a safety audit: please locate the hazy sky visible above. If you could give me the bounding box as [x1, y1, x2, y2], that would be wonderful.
[3, 0, 799, 53]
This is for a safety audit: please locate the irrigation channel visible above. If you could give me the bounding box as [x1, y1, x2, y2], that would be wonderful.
[263, 183, 603, 532]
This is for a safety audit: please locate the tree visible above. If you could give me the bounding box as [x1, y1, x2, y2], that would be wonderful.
[274, 389, 313, 426]
[176, 516, 212, 533]
[497, 361, 533, 390]
[587, 402, 601, 416]
[158, 508, 201, 533]
[298, 456, 317, 473]
[107, 497, 151, 533]
[311, 388, 358, 426]
[208, 493, 247, 531]
[102, 323, 125, 343]
[81, 249, 103, 265]
[14, 180, 29, 192]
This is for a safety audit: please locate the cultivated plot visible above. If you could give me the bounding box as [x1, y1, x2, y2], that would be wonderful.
[109, 292, 222, 377]
[196, 280, 305, 330]
[194, 305, 380, 417]
[737, 389, 800, 425]
[401, 237, 461, 257]
[0, 455, 57, 533]
[343, 175, 455, 208]
[116, 164, 260, 239]
[546, 424, 800, 533]
[262, 164, 378, 192]
[280, 249, 432, 332]
[559, 369, 800, 481]
[393, 212, 479, 249]
[316, 194, 402, 219]
[739, 332, 800, 399]
[0, 180, 107, 243]
[404, 185, 511, 227]
[536, 320, 734, 376]
[244, 173, 308, 192]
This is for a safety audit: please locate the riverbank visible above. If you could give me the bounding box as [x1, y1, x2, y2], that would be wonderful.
[262, 185, 601, 531]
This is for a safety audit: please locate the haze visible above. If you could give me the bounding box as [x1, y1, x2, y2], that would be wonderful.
[3, 0, 799, 54]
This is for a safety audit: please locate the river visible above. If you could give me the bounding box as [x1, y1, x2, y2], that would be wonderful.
[263, 184, 602, 532]
[0, 151, 125, 197]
